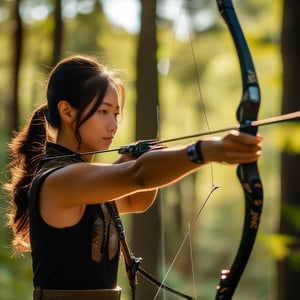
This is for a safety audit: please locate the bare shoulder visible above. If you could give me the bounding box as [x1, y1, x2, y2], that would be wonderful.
[40, 162, 102, 206]
[39, 165, 87, 228]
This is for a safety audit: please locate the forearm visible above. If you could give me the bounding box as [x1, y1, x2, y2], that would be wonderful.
[131, 145, 204, 189]
[130, 132, 261, 190]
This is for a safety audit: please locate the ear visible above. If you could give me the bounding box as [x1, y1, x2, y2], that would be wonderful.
[57, 100, 76, 124]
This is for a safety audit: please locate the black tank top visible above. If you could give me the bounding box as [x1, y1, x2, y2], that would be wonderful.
[29, 143, 120, 289]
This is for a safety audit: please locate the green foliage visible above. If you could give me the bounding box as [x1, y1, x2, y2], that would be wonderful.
[282, 204, 300, 232]
[0, 0, 285, 299]
[0, 147, 31, 300]
[275, 125, 300, 154]
[259, 232, 295, 260]
[0, 249, 32, 300]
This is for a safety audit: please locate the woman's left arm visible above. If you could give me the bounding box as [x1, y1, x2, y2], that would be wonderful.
[113, 152, 158, 213]
[116, 189, 158, 213]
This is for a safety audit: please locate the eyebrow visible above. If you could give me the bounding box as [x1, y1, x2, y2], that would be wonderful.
[101, 101, 120, 109]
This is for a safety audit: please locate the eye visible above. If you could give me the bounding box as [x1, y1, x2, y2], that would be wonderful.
[98, 109, 108, 115]
[114, 112, 121, 123]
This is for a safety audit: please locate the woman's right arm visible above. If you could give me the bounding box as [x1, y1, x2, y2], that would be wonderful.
[42, 131, 262, 208]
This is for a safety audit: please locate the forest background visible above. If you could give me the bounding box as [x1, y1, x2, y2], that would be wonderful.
[0, 0, 300, 300]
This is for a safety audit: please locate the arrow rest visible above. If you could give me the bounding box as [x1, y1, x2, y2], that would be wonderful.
[118, 140, 157, 157]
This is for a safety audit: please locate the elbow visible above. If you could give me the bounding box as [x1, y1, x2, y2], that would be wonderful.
[128, 160, 149, 190]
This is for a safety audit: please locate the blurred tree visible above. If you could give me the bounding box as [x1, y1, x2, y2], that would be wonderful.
[10, 0, 22, 133]
[132, 0, 161, 299]
[51, 0, 63, 66]
[278, 0, 300, 299]
[65, 0, 106, 53]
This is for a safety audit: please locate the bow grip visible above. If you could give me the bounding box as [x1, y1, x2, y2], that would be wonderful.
[237, 85, 261, 136]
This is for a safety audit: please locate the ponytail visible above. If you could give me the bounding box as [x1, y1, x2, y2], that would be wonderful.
[4, 103, 53, 252]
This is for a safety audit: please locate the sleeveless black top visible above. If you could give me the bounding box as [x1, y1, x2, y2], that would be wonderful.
[29, 143, 120, 290]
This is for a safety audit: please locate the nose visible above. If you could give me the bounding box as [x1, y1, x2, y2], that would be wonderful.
[108, 115, 118, 134]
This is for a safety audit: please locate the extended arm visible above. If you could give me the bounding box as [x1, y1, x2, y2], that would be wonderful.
[42, 131, 261, 209]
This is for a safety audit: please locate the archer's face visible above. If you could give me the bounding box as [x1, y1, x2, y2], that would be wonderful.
[77, 83, 120, 154]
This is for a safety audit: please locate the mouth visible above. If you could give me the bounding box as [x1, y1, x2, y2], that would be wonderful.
[103, 137, 113, 143]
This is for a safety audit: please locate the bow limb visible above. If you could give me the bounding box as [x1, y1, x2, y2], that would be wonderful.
[215, 1, 263, 299]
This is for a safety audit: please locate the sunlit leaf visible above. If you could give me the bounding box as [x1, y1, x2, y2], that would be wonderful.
[258, 232, 295, 259]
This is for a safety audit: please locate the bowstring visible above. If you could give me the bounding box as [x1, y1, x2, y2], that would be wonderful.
[153, 1, 219, 299]
[153, 187, 219, 300]
[184, 1, 216, 191]
[188, 221, 197, 300]
[183, 3, 218, 297]
[155, 2, 182, 299]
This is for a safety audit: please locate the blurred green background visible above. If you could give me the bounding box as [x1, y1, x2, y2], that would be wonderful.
[1, 0, 297, 299]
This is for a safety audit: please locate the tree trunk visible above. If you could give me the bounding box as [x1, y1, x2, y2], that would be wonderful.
[51, 0, 63, 67]
[132, 0, 161, 299]
[278, 1, 300, 299]
[10, 0, 23, 133]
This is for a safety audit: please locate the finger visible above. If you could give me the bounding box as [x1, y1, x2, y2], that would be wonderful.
[224, 150, 262, 164]
[228, 130, 263, 145]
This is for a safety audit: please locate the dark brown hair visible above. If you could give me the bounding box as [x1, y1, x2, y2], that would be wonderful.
[4, 55, 125, 251]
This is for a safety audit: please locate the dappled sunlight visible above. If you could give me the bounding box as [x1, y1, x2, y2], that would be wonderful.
[0, 0, 285, 299]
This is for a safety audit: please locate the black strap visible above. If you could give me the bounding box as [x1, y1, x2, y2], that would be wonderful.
[105, 202, 140, 300]
[105, 202, 193, 300]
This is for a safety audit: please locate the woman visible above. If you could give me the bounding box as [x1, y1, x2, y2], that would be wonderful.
[4, 55, 262, 300]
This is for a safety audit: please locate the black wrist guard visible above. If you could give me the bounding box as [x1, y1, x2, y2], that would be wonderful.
[186, 140, 204, 164]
